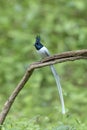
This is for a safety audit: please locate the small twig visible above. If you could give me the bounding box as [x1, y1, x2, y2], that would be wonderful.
[0, 49, 87, 125]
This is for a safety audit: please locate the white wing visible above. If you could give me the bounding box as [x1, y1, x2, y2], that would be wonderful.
[37, 46, 50, 58]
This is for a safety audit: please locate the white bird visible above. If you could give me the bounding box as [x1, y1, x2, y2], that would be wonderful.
[34, 36, 65, 114]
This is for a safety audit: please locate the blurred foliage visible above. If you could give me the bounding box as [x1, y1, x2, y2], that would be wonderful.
[0, 0, 87, 129]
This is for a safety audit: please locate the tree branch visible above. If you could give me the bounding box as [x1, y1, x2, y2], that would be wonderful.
[0, 49, 87, 125]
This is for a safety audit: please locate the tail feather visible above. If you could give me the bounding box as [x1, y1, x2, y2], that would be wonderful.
[50, 65, 65, 114]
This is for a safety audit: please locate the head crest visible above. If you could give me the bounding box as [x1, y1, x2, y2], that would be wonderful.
[34, 35, 43, 50]
[36, 35, 41, 42]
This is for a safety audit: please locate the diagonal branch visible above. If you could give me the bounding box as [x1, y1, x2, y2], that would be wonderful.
[0, 49, 87, 125]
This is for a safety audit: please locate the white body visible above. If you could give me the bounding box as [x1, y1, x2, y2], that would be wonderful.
[37, 46, 50, 58]
[37, 46, 65, 114]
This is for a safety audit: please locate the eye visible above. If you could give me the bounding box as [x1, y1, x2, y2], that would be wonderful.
[36, 43, 39, 45]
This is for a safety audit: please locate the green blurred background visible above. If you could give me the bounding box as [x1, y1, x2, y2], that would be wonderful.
[0, 0, 87, 129]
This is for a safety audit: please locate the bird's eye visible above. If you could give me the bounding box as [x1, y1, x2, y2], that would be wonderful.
[36, 43, 39, 45]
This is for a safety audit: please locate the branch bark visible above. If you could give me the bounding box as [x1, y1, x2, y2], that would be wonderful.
[0, 49, 87, 125]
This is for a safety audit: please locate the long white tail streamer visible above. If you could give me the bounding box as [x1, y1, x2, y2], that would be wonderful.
[37, 46, 65, 114]
[50, 65, 65, 114]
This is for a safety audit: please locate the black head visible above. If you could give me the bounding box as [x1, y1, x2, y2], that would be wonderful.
[34, 36, 43, 50]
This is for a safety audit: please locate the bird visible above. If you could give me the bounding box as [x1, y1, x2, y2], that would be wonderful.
[34, 36, 65, 114]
